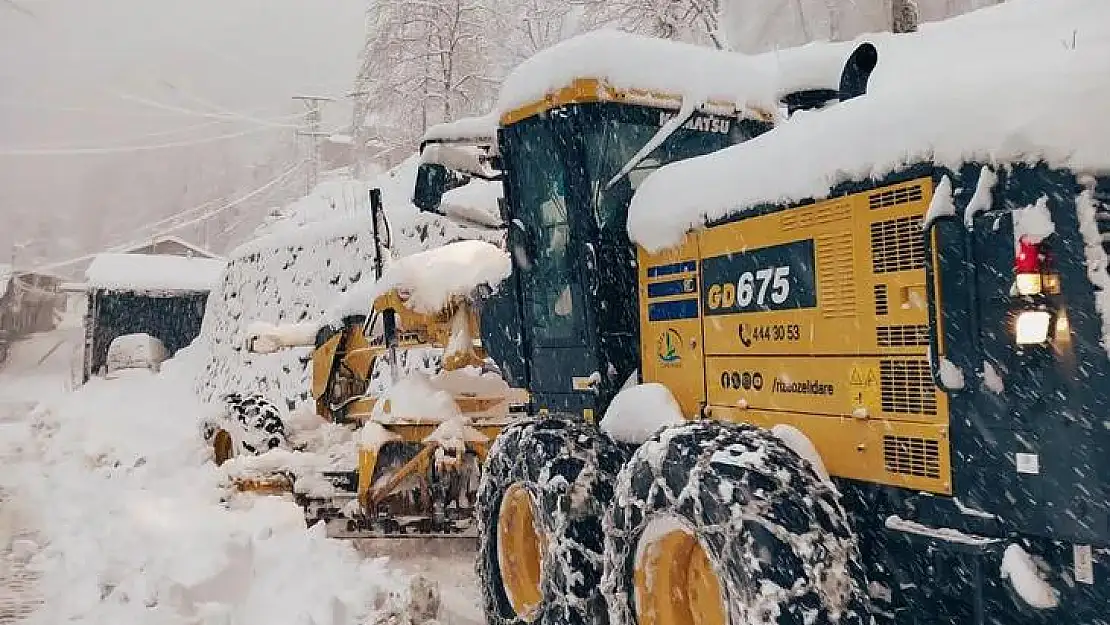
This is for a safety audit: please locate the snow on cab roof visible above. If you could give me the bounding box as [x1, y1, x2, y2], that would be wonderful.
[85, 253, 226, 293]
[629, 0, 1110, 251]
[496, 30, 784, 122]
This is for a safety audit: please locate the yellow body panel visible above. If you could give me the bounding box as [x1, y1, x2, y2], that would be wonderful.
[640, 176, 952, 494]
[714, 407, 951, 494]
[638, 236, 706, 418]
[312, 333, 343, 400]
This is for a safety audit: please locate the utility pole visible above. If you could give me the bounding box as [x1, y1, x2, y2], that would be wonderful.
[292, 95, 335, 194]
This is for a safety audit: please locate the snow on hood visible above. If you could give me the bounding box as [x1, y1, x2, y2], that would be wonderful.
[331, 239, 510, 320]
[496, 29, 780, 118]
[84, 253, 225, 292]
[629, 0, 1110, 251]
[3, 345, 404, 624]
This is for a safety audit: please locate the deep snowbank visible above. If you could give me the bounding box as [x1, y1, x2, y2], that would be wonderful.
[5, 346, 404, 625]
[195, 161, 502, 411]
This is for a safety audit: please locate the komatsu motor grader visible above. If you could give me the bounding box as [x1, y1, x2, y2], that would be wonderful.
[205, 153, 528, 538]
[409, 25, 1110, 625]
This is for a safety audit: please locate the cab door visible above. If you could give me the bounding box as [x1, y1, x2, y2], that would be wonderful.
[503, 113, 599, 416]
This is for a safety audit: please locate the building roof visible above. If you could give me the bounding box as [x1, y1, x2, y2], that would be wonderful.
[84, 253, 225, 293]
[116, 235, 222, 260]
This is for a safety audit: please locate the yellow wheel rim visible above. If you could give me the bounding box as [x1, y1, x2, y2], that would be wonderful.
[213, 429, 233, 466]
[634, 522, 727, 625]
[497, 483, 544, 620]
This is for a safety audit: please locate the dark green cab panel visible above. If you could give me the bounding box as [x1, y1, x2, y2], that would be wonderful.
[930, 164, 1110, 546]
[497, 102, 769, 418]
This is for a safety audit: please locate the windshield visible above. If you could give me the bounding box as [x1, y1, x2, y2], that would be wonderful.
[508, 116, 579, 344]
[584, 113, 741, 239]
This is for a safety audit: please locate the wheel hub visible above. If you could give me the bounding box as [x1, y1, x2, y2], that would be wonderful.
[496, 483, 544, 620]
[634, 521, 727, 625]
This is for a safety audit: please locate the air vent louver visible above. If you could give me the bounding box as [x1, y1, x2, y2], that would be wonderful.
[869, 184, 924, 210]
[880, 358, 937, 415]
[871, 216, 925, 274]
[883, 435, 941, 479]
[877, 324, 930, 347]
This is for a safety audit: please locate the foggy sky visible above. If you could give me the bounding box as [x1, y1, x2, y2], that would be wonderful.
[0, 0, 367, 269]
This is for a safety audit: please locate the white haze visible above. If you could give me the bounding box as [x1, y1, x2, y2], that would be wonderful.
[0, 0, 366, 272]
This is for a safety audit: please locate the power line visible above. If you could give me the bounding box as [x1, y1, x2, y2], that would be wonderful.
[32, 161, 304, 273]
[117, 92, 309, 129]
[0, 125, 281, 156]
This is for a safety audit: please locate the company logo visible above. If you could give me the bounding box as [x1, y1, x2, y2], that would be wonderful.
[656, 329, 682, 365]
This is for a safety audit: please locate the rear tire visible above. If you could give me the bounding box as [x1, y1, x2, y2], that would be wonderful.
[476, 416, 626, 624]
[602, 420, 871, 625]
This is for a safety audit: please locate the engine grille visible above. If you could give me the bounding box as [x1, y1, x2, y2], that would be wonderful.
[883, 435, 941, 479]
[871, 216, 926, 274]
[877, 324, 930, 347]
[874, 284, 889, 316]
[869, 183, 924, 210]
[816, 232, 856, 318]
[880, 358, 937, 415]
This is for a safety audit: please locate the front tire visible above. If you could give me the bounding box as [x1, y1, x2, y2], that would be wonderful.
[602, 420, 871, 625]
[476, 416, 626, 624]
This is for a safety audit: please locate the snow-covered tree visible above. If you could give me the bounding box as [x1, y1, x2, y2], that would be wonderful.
[578, 0, 725, 48]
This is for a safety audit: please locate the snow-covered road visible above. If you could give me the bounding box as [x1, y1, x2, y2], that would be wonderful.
[0, 321, 479, 625]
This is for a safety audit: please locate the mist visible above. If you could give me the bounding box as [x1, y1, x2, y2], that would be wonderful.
[0, 0, 367, 272]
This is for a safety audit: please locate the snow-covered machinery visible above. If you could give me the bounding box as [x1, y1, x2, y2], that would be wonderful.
[203, 185, 528, 537]
[410, 6, 1110, 625]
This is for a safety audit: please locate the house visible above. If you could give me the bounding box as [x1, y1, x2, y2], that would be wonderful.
[81, 252, 225, 382]
[0, 265, 67, 363]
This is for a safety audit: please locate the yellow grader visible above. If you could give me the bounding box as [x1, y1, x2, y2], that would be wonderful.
[410, 19, 1110, 625]
[204, 180, 527, 538]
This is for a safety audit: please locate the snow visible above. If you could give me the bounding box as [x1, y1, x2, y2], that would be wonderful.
[419, 143, 496, 178]
[358, 421, 402, 450]
[370, 374, 461, 424]
[335, 240, 511, 318]
[981, 361, 1005, 395]
[422, 418, 490, 446]
[953, 497, 998, 520]
[628, 0, 1110, 251]
[440, 179, 504, 228]
[770, 424, 830, 483]
[105, 333, 168, 375]
[598, 383, 685, 444]
[1012, 196, 1055, 245]
[938, 357, 965, 390]
[1000, 543, 1060, 609]
[1075, 179, 1110, 357]
[245, 321, 319, 353]
[922, 175, 955, 231]
[3, 343, 407, 624]
[421, 112, 497, 144]
[963, 166, 998, 228]
[497, 30, 780, 118]
[884, 515, 999, 547]
[84, 253, 225, 293]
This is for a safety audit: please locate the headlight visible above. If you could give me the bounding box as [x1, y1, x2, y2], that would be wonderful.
[1015, 310, 1052, 345]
